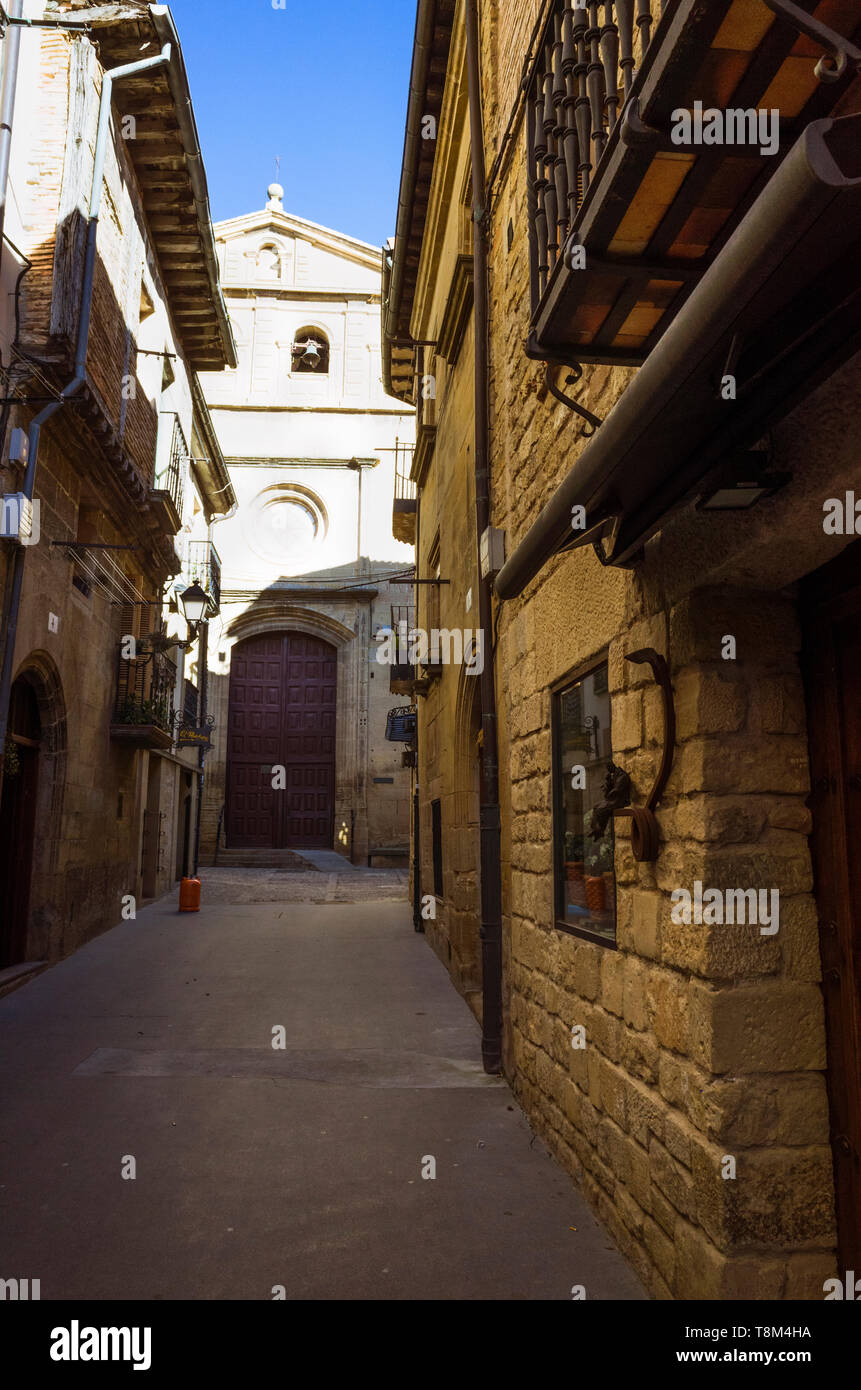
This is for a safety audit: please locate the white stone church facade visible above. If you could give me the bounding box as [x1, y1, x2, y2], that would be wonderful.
[197, 186, 415, 864]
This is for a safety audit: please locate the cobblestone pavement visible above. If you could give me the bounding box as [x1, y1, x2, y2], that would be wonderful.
[197, 864, 409, 905]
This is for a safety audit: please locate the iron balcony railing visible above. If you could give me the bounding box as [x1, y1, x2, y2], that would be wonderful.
[527, 1, 665, 302]
[185, 539, 222, 614]
[113, 641, 177, 732]
[388, 604, 416, 694]
[153, 413, 188, 523]
[394, 445, 417, 503]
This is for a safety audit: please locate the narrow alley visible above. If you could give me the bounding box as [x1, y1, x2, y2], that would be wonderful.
[0, 869, 645, 1301]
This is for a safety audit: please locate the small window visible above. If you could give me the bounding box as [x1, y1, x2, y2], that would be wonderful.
[554, 662, 616, 944]
[431, 798, 443, 898]
[256, 243, 281, 279]
[292, 326, 329, 374]
[426, 532, 441, 636]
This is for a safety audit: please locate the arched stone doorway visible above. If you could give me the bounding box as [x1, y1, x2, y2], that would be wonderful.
[226, 630, 337, 848]
[0, 657, 66, 966]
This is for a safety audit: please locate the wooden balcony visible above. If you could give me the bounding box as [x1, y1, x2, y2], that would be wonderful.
[527, 0, 861, 366]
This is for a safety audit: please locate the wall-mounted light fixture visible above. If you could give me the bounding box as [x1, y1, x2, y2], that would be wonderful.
[697, 451, 791, 511]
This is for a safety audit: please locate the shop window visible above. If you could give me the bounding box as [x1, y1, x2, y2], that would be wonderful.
[431, 798, 443, 897]
[553, 661, 616, 944]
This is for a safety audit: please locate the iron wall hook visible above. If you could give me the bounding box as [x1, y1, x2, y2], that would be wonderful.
[589, 647, 676, 862]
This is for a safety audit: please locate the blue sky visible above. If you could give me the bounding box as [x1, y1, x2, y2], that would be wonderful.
[168, 0, 416, 246]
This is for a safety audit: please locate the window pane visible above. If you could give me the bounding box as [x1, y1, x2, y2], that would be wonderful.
[432, 799, 443, 898]
[556, 665, 616, 943]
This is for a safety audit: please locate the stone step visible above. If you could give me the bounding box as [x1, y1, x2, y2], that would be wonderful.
[211, 849, 313, 871]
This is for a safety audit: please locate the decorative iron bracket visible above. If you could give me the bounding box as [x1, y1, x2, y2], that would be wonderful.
[526, 331, 603, 437]
[590, 647, 676, 862]
[763, 0, 861, 82]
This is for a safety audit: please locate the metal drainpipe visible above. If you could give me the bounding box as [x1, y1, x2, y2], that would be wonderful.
[190, 504, 234, 876]
[412, 489, 423, 932]
[202, 501, 236, 861]
[465, 0, 503, 1075]
[0, 40, 172, 795]
[0, 0, 24, 255]
[192, 617, 208, 877]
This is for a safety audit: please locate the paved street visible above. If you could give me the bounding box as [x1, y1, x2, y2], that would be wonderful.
[0, 869, 646, 1301]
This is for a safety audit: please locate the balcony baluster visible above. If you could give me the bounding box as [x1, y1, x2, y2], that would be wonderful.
[551, 14, 570, 263]
[600, 2, 621, 133]
[636, 0, 653, 51]
[586, 2, 608, 167]
[541, 44, 559, 268]
[561, 4, 580, 227]
[573, 2, 593, 198]
[616, 0, 636, 98]
[533, 96, 550, 296]
[526, 1, 658, 312]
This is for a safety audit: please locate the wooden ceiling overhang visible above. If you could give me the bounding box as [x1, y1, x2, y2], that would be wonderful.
[531, 0, 861, 367]
[382, 0, 456, 403]
[86, 5, 237, 373]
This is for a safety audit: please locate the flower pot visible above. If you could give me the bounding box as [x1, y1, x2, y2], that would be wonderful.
[585, 875, 606, 913]
[565, 861, 584, 882]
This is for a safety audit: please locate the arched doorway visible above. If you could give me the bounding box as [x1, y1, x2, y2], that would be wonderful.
[0, 678, 41, 966]
[226, 631, 336, 848]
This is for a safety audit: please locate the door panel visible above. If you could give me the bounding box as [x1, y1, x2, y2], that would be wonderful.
[227, 632, 336, 849]
[802, 543, 861, 1276]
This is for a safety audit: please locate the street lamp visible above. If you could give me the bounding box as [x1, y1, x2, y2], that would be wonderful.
[180, 581, 209, 635]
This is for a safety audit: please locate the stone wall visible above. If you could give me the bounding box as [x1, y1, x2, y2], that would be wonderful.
[476, 0, 846, 1297]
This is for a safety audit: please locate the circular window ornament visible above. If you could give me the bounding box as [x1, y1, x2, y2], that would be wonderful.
[244, 484, 328, 570]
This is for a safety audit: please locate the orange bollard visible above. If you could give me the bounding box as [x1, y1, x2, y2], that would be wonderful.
[179, 877, 201, 912]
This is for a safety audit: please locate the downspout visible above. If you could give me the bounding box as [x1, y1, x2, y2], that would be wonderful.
[192, 617, 208, 876]
[199, 501, 236, 862]
[0, 0, 23, 254]
[465, 0, 503, 1075]
[413, 491, 423, 933]
[0, 39, 172, 794]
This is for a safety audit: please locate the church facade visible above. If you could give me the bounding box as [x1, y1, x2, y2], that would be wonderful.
[197, 187, 415, 866]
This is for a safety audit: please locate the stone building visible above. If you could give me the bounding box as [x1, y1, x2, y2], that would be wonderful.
[384, 0, 861, 1297]
[197, 188, 415, 865]
[0, 2, 234, 975]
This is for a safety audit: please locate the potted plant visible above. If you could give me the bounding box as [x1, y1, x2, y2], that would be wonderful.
[584, 813, 609, 912]
[563, 831, 583, 882]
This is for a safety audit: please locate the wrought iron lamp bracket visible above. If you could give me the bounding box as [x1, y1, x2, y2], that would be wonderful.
[590, 647, 676, 862]
[526, 332, 603, 436]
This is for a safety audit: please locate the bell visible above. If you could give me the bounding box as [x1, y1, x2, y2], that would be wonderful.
[298, 339, 321, 369]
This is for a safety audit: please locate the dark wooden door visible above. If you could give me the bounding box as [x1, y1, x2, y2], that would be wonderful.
[802, 541, 861, 1276]
[0, 678, 41, 967]
[0, 743, 38, 967]
[227, 632, 336, 849]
